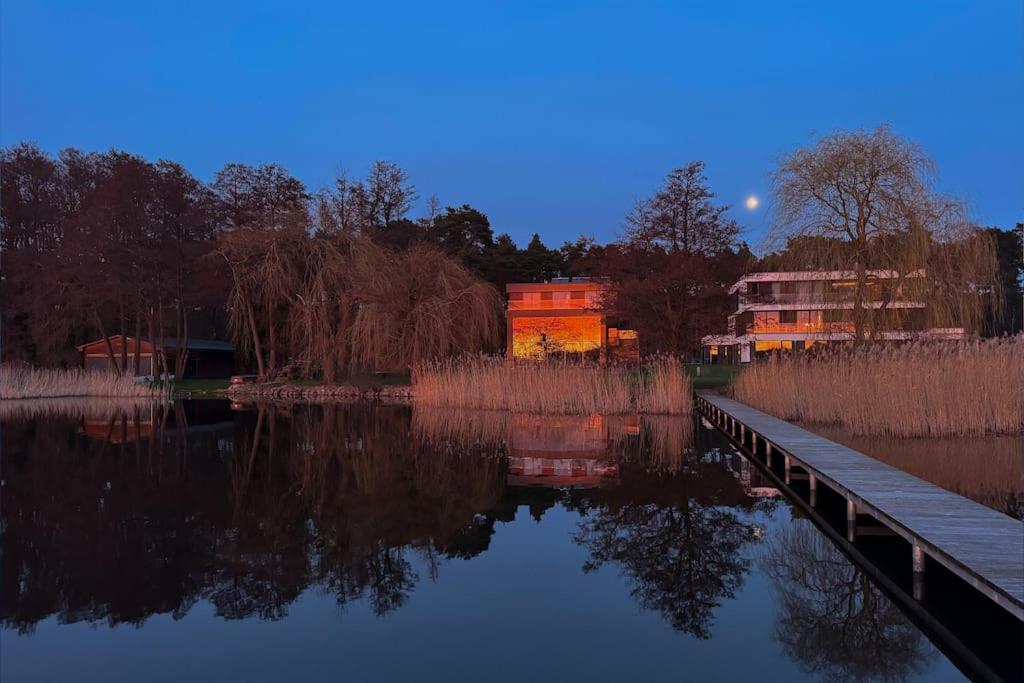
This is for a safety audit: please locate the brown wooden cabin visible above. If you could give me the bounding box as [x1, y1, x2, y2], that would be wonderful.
[77, 335, 235, 379]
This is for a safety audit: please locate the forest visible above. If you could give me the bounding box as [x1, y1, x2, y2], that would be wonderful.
[1, 135, 1019, 379]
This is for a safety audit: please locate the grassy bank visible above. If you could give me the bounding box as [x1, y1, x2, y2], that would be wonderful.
[0, 365, 167, 400]
[413, 357, 691, 415]
[733, 337, 1024, 438]
[687, 363, 743, 390]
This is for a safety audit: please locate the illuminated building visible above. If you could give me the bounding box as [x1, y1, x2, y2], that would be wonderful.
[505, 278, 638, 362]
[701, 270, 965, 363]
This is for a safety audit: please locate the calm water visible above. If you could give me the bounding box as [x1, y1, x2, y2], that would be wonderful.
[0, 400, 1016, 682]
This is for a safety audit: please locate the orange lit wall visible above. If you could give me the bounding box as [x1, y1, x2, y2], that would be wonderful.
[511, 315, 603, 359]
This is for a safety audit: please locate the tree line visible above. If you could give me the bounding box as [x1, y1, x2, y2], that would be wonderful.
[1, 126, 1018, 378]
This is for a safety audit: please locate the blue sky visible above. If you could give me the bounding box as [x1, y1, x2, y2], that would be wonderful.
[2, 1, 1021, 250]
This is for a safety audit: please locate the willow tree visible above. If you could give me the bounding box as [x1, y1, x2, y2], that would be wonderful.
[349, 242, 503, 372]
[770, 126, 999, 341]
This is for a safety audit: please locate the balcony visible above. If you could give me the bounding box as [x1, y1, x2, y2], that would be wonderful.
[747, 321, 856, 334]
[508, 299, 601, 311]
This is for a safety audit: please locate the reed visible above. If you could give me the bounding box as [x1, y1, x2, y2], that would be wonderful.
[733, 337, 1024, 438]
[0, 397, 162, 422]
[412, 356, 691, 415]
[0, 364, 166, 400]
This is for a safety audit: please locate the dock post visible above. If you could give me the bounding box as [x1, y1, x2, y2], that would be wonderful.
[784, 454, 791, 484]
[740, 424, 746, 446]
[912, 542, 926, 600]
[809, 474, 817, 507]
[765, 442, 772, 468]
[750, 432, 757, 454]
[846, 498, 857, 542]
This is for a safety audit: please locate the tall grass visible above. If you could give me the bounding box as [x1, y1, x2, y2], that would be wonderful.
[733, 337, 1024, 438]
[0, 364, 166, 400]
[412, 356, 691, 415]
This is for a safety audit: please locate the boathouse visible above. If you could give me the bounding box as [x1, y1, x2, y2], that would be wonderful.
[77, 335, 235, 379]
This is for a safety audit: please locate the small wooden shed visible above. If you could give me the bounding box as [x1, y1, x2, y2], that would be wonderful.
[77, 335, 235, 379]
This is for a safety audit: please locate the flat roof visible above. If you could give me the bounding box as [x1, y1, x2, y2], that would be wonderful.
[506, 280, 608, 293]
[78, 335, 234, 352]
[728, 269, 925, 294]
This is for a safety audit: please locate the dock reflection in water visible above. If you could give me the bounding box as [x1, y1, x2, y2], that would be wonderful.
[1, 400, 1002, 682]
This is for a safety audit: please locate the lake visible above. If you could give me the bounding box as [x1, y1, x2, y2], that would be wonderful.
[1, 400, 1019, 682]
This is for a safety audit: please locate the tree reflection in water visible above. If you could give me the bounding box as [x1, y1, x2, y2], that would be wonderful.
[3, 401, 777, 645]
[0, 402, 507, 631]
[571, 422, 766, 639]
[759, 521, 937, 682]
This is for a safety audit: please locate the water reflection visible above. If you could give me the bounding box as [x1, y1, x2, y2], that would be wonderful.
[0, 400, 973, 682]
[760, 522, 938, 682]
[808, 425, 1024, 518]
[1, 403, 506, 631]
[572, 443, 766, 639]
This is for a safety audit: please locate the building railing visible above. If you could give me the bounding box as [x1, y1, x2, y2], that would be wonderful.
[746, 321, 856, 334]
[739, 292, 924, 306]
[508, 300, 601, 311]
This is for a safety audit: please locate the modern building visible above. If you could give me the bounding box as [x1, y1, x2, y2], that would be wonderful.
[701, 271, 965, 364]
[77, 335, 236, 378]
[505, 278, 639, 363]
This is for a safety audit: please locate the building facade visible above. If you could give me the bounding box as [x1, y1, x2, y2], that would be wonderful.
[701, 271, 965, 364]
[505, 278, 639, 363]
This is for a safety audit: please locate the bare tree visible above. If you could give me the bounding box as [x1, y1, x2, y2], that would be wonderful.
[770, 126, 999, 340]
[625, 162, 739, 255]
[364, 161, 416, 229]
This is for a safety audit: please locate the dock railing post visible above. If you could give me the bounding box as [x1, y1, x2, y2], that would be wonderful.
[784, 454, 791, 484]
[912, 542, 926, 600]
[846, 498, 857, 542]
[765, 442, 772, 468]
[809, 474, 817, 507]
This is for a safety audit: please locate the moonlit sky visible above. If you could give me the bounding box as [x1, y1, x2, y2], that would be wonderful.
[2, 1, 1021, 250]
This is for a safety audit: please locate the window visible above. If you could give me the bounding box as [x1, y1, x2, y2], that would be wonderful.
[553, 291, 570, 302]
[754, 311, 780, 330]
[509, 292, 523, 301]
[541, 291, 553, 301]
[780, 310, 796, 324]
[755, 340, 794, 352]
[748, 282, 759, 295]
[570, 291, 585, 300]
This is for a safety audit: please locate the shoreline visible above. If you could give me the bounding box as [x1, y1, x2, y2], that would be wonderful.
[223, 383, 414, 401]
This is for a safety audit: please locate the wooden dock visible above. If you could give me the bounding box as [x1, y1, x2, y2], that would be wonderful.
[696, 391, 1024, 622]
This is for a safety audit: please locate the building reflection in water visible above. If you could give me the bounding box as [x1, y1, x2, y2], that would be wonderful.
[0, 399, 958, 681]
[506, 414, 626, 488]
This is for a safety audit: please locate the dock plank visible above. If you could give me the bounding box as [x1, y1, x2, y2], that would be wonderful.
[697, 391, 1024, 620]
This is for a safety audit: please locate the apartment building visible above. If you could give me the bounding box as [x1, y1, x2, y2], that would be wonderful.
[701, 271, 965, 364]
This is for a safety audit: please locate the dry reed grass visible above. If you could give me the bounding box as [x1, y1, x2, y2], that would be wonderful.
[412, 356, 691, 415]
[733, 337, 1024, 437]
[0, 364, 167, 401]
[0, 396, 162, 422]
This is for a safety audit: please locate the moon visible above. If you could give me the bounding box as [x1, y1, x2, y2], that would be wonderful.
[744, 195, 760, 211]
